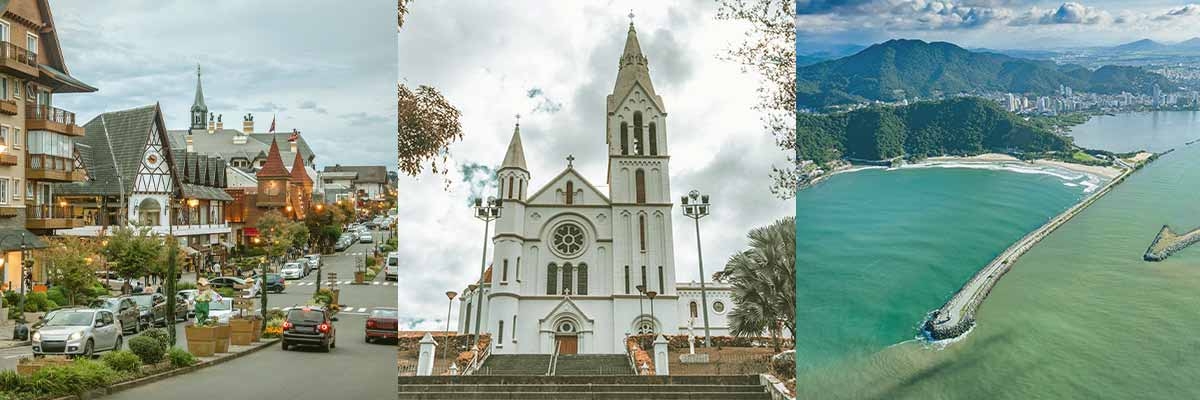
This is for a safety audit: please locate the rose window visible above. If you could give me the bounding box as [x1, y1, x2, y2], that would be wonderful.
[552, 223, 585, 257]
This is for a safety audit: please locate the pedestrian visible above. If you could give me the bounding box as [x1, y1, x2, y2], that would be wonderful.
[121, 280, 132, 295]
[244, 276, 261, 299]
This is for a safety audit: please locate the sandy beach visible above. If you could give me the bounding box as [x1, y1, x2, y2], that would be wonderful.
[921, 153, 1124, 180]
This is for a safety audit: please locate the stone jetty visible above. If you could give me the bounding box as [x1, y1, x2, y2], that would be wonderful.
[1144, 225, 1200, 261]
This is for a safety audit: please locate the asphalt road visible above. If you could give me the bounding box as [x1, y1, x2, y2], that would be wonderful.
[0, 230, 397, 398]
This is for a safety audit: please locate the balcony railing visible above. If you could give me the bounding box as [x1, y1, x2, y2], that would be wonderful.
[0, 41, 36, 69]
[26, 154, 83, 181]
[26, 105, 77, 126]
[27, 204, 76, 220]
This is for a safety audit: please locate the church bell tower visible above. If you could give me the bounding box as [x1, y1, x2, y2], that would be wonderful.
[190, 64, 208, 131]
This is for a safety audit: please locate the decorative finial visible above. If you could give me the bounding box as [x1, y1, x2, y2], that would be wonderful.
[629, 10, 635, 24]
[196, 63, 201, 77]
[566, 154, 575, 168]
[515, 113, 521, 127]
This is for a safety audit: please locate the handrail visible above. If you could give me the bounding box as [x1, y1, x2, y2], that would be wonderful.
[547, 340, 560, 376]
[625, 335, 639, 375]
[26, 104, 76, 126]
[0, 41, 35, 68]
[461, 338, 491, 375]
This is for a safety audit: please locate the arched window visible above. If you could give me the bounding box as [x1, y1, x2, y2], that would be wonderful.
[464, 303, 472, 333]
[633, 112, 644, 155]
[640, 265, 647, 291]
[624, 266, 631, 294]
[635, 169, 646, 204]
[519, 180, 525, 199]
[562, 263, 573, 295]
[636, 319, 655, 335]
[507, 177, 514, 198]
[649, 122, 658, 155]
[498, 320, 504, 343]
[546, 263, 558, 295]
[565, 181, 574, 204]
[512, 316, 517, 342]
[638, 215, 647, 251]
[620, 122, 629, 155]
[658, 266, 665, 294]
[577, 264, 588, 295]
[689, 301, 698, 318]
[501, 259, 509, 282]
[516, 257, 521, 281]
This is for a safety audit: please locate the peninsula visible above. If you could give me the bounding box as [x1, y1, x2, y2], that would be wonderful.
[1143, 225, 1200, 261]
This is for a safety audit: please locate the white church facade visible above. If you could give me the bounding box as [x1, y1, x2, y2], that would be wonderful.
[457, 21, 733, 355]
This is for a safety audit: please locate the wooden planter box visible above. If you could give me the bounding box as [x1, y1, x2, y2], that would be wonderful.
[185, 324, 217, 357]
[229, 318, 254, 346]
[251, 319, 263, 342]
[17, 357, 71, 376]
[214, 323, 231, 353]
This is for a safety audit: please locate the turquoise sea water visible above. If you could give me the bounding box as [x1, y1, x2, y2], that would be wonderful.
[795, 112, 1200, 399]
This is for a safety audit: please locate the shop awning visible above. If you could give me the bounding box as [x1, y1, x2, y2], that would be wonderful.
[243, 228, 259, 236]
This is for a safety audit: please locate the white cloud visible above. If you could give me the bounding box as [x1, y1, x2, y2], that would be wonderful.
[397, 1, 792, 330]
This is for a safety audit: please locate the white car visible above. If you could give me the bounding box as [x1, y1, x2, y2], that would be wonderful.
[359, 232, 374, 243]
[178, 289, 199, 317]
[303, 254, 321, 275]
[206, 299, 237, 324]
[385, 252, 398, 281]
[33, 308, 123, 357]
[280, 262, 305, 280]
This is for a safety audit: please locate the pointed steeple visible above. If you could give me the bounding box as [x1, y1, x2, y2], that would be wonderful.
[289, 151, 312, 185]
[608, 18, 663, 113]
[500, 121, 527, 171]
[190, 64, 208, 130]
[256, 137, 291, 178]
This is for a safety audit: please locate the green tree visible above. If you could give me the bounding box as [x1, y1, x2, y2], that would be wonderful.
[716, 217, 796, 352]
[257, 211, 307, 263]
[102, 227, 164, 282]
[42, 237, 102, 305]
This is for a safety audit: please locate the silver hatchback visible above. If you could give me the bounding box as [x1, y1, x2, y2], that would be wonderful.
[32, 308, 123, 358]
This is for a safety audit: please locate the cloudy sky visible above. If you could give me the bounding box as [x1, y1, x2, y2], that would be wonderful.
[798, 0, 1200, 51]
[48, 0, 396, 168]
[397, 1, 792, 330]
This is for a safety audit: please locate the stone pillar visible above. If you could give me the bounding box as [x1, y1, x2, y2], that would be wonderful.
[417, 332, 437, 376]
[653, 334, 669, 376]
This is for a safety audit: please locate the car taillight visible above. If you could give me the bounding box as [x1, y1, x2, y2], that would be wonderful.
[318, 323, 330, 333]
[366, 319, 377, 329]
[282, 321, 293, 331]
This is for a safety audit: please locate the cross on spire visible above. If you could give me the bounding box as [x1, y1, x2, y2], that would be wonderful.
[628, 9, 635, 24]
[566, 154, 575, 168]
[515, 113, 520, 127]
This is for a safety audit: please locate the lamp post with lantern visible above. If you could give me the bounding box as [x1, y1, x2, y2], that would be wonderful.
[470, 196, 501, 348]
[442, 290, 457, 368]
[681, 190, 713, 347]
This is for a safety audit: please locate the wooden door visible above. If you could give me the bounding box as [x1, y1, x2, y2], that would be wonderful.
[556, 336, 578, 355]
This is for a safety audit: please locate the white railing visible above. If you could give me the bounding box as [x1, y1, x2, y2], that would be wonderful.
[461, 339, 491, 376]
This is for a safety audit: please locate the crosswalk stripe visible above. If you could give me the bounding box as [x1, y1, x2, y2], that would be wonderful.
[371, 281, 380, 285]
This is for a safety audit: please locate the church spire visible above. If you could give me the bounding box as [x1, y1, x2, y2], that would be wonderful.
[256, 137, 291, 178]
[500, 117, 527, 171]
[608, 16, 662, 114]
[190, 64, 208, 130]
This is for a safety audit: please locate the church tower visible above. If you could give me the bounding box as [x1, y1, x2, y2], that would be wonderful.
[190, 64, 208, 131]
[255, 138, 291, 208]
[489, 121, 529, 353]
[605, 19, 677, 331]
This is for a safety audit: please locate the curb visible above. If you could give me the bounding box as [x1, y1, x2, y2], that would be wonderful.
[0, 340, 30, 349]
[50, 338, 280, 400]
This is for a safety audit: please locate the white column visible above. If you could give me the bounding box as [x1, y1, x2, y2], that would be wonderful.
[417, 332, 437, 376]
[653, 334, 669, 375]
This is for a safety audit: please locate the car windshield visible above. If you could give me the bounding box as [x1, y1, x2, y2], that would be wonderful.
[371, 309, 398, 318]
[129, 296, 155, 307]
[209, 299, 232, 311]
[283, 264, 301, 270]
[267, 274, 281, 280]
[89, 299, 119, 310]
[44, 311, 93, 327]
[287, 309, 325, 323]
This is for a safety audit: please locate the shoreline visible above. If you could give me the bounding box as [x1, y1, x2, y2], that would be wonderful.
[802, 153, 1123, 191]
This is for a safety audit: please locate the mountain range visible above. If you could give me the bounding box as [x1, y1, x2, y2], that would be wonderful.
[797, 39, 1174, 109]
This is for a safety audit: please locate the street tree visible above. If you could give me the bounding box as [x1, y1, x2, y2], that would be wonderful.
[42, 237, 101, 305]
[715, 0, 797, 198]
[716, 217, 796, 352]
[102, 226, 164, 283]
[257, 210, 307, 264]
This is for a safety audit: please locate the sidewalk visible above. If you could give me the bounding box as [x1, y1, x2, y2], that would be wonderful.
[0, 314, 41, 349]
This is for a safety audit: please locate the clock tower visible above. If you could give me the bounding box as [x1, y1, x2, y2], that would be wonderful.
[255, 137, 291, 208]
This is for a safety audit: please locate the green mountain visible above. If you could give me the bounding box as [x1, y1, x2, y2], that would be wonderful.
[797, 39, 1173, 109]
[797, 97, 1073, 163]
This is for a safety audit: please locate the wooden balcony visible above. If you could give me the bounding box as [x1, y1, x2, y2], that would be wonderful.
[0, 100, 17, 115]
[26, 205, 85, 230]
[0, 42, 37, 78]
[26, 105, 84, 137]
[26, 154, 85, 182]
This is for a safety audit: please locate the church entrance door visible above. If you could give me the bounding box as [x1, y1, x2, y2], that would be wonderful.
[556, 335, 578, 355]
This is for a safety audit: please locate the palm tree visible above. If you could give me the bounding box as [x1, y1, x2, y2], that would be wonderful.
[717, 217, 795, 352]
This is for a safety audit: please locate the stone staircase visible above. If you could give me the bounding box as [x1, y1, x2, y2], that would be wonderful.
[476, 354, 552, 376]
[553, 354, 633, 376]
[397, 375, 772, 400]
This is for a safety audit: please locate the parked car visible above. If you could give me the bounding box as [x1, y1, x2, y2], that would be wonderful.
[334, 239, 352, 252]
[206, 299, 237, 324]
[178, 289, 198, 317]
[281, 306, 337, 352]
[264, 273, 286, 293]
[208, 276, 247, 291]
[89, 297, 140, 334]
[32, 308, 123, 358]
[303, 254, 322, 275]
[385, 252, 398, 281]
[94, 271, 125, 291]
[280, 262, 305, 280]
[364, 307, 397, 344]
[125, 293, 168, 328]
[359, 232, 373, 243]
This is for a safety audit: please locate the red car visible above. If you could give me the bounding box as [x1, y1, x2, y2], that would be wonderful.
[365, 307, 397, 343]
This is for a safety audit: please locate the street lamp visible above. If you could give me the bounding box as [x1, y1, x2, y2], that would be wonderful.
[470, 196, 501, 348]
[442, 291, 457, 369]
[646, 290, 657, 334]
[681, 190, 713, 347]
[635, 284, 646, 325]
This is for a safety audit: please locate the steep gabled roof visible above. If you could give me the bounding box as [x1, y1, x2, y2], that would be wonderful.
[55, 105, 159, 196]
[255, 137, 290, 178]
[606, 21, 664, 114]
[289, 151, 312, 185]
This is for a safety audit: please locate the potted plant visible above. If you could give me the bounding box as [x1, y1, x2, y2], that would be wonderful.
[214, 322, 231, 353]
[185, 318, 218, 357]
[229, 317, 254, 346]
[251, 314, 264, 341]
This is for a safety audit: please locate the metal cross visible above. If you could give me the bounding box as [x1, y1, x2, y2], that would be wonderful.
[515, 113, 520, 126]
[628, 10, 635, 23]
[566, 154, 575, 168]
